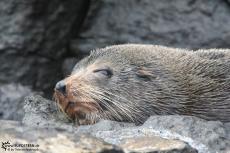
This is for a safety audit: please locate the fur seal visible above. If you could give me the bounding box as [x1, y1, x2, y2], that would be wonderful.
[54, 44, 230, 125]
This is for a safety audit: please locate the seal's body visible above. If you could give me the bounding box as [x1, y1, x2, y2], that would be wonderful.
[54, 44, 230, 125]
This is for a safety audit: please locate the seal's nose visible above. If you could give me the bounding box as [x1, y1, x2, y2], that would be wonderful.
[55, 80, 66, 95]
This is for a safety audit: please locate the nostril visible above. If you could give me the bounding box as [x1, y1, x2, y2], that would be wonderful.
[55, 80, 66, 95]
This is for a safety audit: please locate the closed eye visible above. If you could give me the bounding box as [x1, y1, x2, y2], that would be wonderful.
[93, 68, 113, 77]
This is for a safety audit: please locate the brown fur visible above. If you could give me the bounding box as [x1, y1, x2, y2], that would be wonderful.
[54, 44, 230, 125]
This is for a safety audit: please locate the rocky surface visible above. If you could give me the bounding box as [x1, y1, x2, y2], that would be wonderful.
[0, 120, 124, 153]
[72, 0, 230, 55]
[20, 95, 230, 153]
[0, 0, 89, 95]
[1, 119, 199, 153]
[0, 84, 33, 121]
[23, 95, 73, 128]
[120, 136, 197, 153]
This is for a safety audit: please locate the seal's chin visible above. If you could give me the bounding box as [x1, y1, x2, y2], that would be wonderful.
[53, 90, 100, 124]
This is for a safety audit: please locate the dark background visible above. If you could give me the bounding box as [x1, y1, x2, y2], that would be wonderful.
[1, 0, 230, 120]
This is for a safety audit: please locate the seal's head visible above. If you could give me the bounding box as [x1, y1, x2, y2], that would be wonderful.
[54, 45, 157, 125]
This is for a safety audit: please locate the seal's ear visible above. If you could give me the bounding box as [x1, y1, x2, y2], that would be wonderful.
[136, 66, 155, 81]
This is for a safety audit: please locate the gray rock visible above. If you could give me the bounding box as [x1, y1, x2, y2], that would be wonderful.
[0, 120, 124, 153]
[0, 0, 89, 58]
[142, 116, 230, 153]
[224, 122, 230, 139]
[0, 55, 63, 96]
[23, 95, 74, 130]
[0, 119, 198, 153]
[0, 84, 33, 121]
[0, 0, 89, 94]
[72, 0, 230, 54]
[120, 136, 197, 153]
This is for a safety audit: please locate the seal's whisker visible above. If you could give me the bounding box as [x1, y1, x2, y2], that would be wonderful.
[86, 92, 124, 121]
[90, 90, 133, 113]
[97, 90, 146, 122]
[87, 88, 136, 122]
[83, 88, 127, 120]
[66, 84, 145, 122]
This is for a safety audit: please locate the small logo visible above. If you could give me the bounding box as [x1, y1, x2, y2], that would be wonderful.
[1, 140, 39, 152]
[1, 141, 10, 151]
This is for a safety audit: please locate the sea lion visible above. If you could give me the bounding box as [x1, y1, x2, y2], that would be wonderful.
[54, 44, 230, 125]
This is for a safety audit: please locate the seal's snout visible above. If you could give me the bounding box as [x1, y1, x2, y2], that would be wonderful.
[55, 80, 66, 95]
